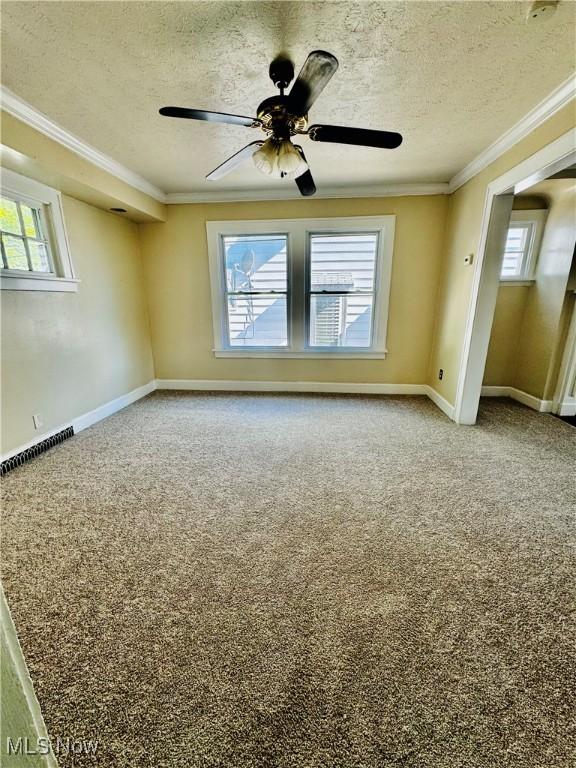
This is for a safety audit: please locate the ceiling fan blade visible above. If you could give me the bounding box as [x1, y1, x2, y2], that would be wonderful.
[308, 124, 403, 149]
[294, 146, 316, 197]
[159, 107, 260, 128]
[206, 141, 264, 181]
[288, 50, 338, 116]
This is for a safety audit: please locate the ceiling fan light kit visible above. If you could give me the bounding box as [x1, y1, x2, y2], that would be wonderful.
[159, 50, 403, 196]
[253, 138, 309, 179]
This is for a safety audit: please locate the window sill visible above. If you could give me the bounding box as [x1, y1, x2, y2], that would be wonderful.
[213, 349, 388, 359]
[0, 273, 80, 292]
[499, 279, 535, 287]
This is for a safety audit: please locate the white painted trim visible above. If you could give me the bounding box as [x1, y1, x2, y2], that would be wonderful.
[166, 184, 449, 203]
[553, 294, 576, 416]
[449, 73, 576, 192]
[423, 385, 455, 420]
[213, 350, 388, 359]
[1, 380, 156, 461]
[2, 74, 573, 204]
[1, 274, 80, 292]
[1, 167, 77, 288]
[72, 380, 157, 432]
[206, 215, 395, 356]
[1, 86, 166, 203]
[0, 586, 58, 767]
[481, 386, 553, 412]
[454, 129, 576, 426]
[156, 378, 426, 395]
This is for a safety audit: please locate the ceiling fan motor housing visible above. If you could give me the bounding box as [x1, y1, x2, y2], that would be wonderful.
[256, 95, 308, 138]
[269, 57, 295, 91]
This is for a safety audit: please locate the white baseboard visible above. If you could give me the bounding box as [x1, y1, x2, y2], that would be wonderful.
[558, 401, 576, 417]
[423, 385, 456, 420]
[155, 378, 428, 396]
[2, 379, 459, 464]
[72, 380, 157, 432]
[1, 379, 156, 461]
[481, 385, 553, 413]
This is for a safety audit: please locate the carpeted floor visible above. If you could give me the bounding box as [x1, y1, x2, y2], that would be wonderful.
[1, 392, 575, 768]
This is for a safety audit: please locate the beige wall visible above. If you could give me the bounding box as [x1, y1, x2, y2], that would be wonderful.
[139, 195, 448, 384]
[483, 285, 530, 386]
[514, 181, 576, 399]
[428, 102, 576, 405]
[1, 196, 154, 454]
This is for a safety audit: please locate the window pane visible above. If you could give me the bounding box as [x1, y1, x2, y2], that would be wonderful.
[227, 294, 287, 346]
[501, 224, 531, 278]
[2, 234, 29, 270]
[1, 198, 22, 235]
[309, 294, 373, 347]
[310, 233, 378, 292]
[223, 234, 287, 293]
[21, 204, 40, 238]
[29, 241, 51, 272]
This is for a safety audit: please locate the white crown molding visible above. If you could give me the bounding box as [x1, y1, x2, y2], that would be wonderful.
[0, 86, 167, 202]
[2, 72, 574, 204]
[165, 183, 449, 204]
[448, 73, 576, 193]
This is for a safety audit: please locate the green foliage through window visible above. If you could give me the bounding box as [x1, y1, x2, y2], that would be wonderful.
[0, 196, 52, 273]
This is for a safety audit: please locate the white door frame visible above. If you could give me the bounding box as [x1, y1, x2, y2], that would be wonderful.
[553, 291, 576, 416]
[454, 128, 576, 425]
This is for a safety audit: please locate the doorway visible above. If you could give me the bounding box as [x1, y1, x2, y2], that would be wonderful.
[454, 130, 576, 424]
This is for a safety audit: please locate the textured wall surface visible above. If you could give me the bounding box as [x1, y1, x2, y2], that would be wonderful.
[1, 196, 155, 455]
[1, 1, 574, 193]
[139, 195, 448, 383]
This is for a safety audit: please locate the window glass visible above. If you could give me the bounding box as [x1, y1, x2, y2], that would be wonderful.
[223, 234, 288, 347]
[308, 233, 378, 347]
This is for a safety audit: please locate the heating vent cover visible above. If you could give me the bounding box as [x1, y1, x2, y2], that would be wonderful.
[1, 427, 74, 476]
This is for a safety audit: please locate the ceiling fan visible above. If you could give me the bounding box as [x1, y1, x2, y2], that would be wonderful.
[159, 50, 403, 197]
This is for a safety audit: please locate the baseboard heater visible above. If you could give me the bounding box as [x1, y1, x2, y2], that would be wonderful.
[1, 427, 75, 477]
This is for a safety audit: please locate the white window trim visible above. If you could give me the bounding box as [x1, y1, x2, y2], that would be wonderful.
[206, 216, 395, 358]
[500, 209, 547, 283]
[1, 168, 79, 292]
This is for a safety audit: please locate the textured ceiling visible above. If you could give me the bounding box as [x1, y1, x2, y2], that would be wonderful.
[1, 1, 575, 195]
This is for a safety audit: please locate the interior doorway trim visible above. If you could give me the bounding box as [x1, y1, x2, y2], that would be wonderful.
[454, 128, 576, 425]
[552, 292, 576, 416]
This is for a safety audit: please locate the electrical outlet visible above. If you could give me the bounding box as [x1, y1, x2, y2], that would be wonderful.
[32, 414, 43, 430]
[438, 369, 444, 380]
[464, 253, 474, 265]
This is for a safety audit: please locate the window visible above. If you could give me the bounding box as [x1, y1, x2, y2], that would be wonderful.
[1, 196, 53, 273]
[224, 233, 288, 347]
[207, 216, 395, 358]
[0, 169, 78, 292]
[500, 209, 547, 282]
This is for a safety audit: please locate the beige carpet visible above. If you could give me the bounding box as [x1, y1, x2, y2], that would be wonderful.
[2, 392, 575, 768]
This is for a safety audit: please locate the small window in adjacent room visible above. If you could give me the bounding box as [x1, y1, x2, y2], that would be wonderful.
[500, 210, 547, 282]
[207, 216, 395, 358]
[0, 169, 78, 292]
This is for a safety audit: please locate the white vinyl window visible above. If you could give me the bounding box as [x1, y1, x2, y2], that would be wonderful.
[500, 209, 547, 283]
[207, 216, 395, 358]
[0, 169, 78, 292]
